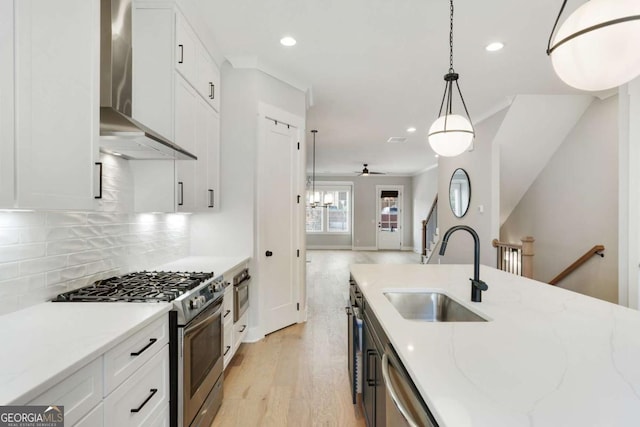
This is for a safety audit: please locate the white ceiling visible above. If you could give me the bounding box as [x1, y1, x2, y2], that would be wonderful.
[194, 0, 589, 176]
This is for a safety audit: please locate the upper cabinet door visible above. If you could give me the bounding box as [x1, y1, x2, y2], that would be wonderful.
[0, 0, 15, 207]
[206, 107, 220, 210]
[196, 45, 221, 112]
[175, 12, 197, 84]
[14, 0, 99, 210]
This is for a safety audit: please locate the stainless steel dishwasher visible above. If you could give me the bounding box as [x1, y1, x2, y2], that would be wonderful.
[381, 346, 436, 427]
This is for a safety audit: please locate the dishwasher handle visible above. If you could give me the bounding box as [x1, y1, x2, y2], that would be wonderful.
[381, 353, 420, 427]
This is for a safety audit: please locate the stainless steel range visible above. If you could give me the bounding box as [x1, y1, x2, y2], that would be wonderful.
[53, 271, 225, 427]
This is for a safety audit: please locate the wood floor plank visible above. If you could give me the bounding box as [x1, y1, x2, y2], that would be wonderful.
[211, 250, 419, 427]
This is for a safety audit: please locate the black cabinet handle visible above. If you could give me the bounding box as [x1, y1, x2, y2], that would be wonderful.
[239, 325, 246, 332]
[208, 189, 214, 208]
[178, 182, 184, 206]
[94, 162, 102, 199]
[223, 309, 231, 318]
[178, 44, 184, 64]
[130, 338, 157, 356]
[265, 251, 273, 257]
[209, 82, 214, 99]
[130, 388, 158, 413]
[366, 349, 376, 386]
[223, 345, 231, 356]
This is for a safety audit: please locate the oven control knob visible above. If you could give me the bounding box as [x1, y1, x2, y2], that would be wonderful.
[199, 296, 206, 305]
[190, 297, 201, 309]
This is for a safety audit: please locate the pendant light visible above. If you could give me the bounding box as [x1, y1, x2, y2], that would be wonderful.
[307, 130, 332, 209]
[308, 130, 320, 208]
[546, 0, 640, 91]
[428, 0, 474, 158]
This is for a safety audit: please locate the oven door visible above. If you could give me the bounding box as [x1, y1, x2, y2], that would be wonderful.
[182, 298, 223, 427]
[234, 278, 250, 322]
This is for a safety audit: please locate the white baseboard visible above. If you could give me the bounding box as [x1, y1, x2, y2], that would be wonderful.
[244, 327, 264, 343]
[306, 245, 352, 250]
[352, 246, 377, 251]
[401, 246, 414, 251]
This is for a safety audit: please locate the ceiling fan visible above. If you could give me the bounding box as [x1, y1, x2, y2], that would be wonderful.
[356, 164, 386, 176]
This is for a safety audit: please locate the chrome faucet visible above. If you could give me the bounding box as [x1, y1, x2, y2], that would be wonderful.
[439, 225, 488, 302]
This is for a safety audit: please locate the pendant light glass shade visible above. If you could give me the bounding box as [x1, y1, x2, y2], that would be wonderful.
[548, 0, 640, 91]
[428, 1, 474, 158]
[323, 192, 334, 206]
[428, 114, 473, 157]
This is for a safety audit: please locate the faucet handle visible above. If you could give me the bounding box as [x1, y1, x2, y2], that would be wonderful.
[470, 278, 488, 291]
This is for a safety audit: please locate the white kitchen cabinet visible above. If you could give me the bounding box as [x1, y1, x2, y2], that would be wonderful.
[222, 284, 234, 369]
[103, 316, 169, 395]
[196, 44, 221, 112]
[205, 105, 221, 210]
[74, 402, 104, 427]
[27, 314, 169, 427]
[28, 358, 103, 427]
[0, 0, 15, 207]
[13, 0, 99, 210]
[175, 75, 199, 212]
[104, 348, 169, 427]
[132, 3, 220, 213]
[234, 311, 249, 354]
[175, 12, 198, 84]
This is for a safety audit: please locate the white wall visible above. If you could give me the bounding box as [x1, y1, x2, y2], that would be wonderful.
[619, 77, 640, 309]
[501, 96, 618, 303]
[432, 109, 506, 267]
[306, 175, 413, 250]
[0, 155, 190, 315]
[411, 166, 438, 253]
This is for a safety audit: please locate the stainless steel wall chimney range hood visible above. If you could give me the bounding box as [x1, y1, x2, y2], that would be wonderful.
[100, 0, 196, 160]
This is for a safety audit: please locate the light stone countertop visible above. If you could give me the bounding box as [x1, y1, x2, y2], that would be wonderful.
[0, 302, 171, 405]
[350, 264, 640, 427]
[155, 255, 250, 280]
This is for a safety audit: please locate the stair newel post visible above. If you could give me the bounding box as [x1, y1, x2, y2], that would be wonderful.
[521, 236, 535, 279]
[422, 220, 427, 257]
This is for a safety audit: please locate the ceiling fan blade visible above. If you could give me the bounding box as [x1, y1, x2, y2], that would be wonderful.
[369, 171, 386, 175]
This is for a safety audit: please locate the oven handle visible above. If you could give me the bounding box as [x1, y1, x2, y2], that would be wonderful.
[184, 299, 223, 335]
[234, 275, 251, 287]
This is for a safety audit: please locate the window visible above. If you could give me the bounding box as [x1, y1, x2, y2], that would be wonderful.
[306, 186, 351, 233]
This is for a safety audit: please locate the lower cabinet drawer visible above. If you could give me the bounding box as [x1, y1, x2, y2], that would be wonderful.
[223, 286, 233, 322]
[28, 357, 103, 427]
[233, 311, 249, 352]
[74, 402, 103, 427]
[223, 318, 233, 369]
[143, 403, 169, 427]
[104, 345, 169, 427]
[104, 316, 168, 395]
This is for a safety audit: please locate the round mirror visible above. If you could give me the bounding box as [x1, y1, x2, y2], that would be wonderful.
[449, 168, 471, 217]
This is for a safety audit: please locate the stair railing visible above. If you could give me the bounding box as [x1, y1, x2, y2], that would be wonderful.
[548, 245, 605, 286]
[492, 237, 535, 278]
[421, 195, 438, 262]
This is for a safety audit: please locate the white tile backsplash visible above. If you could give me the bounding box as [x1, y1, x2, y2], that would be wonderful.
[0, 154, 190, 315]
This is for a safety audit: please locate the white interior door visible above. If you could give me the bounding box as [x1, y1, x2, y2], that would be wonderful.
[258, 118, 300, 335]
[377, 186, 403, 250]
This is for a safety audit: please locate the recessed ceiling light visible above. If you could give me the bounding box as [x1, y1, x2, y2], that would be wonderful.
[406, 127, 416, 133]
[434, 154, 439, 158]
[485, 42, 504, 52]
[280, 36, 297, 47]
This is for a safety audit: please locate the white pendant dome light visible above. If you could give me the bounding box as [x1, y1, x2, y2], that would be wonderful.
[547, 0, 640, 91]
[428, 0, 475, 158]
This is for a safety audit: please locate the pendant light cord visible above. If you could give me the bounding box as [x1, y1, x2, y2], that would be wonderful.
[312, 131, 316, 197]
[449, 0, 454, 72]
[547, 0, 568, 55]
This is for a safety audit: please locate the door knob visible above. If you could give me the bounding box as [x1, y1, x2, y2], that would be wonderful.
[265, 251, 273, 257]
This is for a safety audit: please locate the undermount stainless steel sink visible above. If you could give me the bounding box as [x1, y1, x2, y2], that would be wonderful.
[384, 292, 488, 322]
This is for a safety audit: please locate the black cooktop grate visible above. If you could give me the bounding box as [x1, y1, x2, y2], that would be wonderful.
[53, 271, 214, 302]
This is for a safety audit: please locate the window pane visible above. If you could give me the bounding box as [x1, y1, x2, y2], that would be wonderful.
[306, 205, 323, 232]
[328, 190, 349, 232]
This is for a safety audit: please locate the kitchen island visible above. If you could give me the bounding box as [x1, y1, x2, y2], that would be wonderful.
[350, 264, 640, 426]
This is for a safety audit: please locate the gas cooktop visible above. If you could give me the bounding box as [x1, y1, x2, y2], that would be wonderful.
[53, 271, 215, 303]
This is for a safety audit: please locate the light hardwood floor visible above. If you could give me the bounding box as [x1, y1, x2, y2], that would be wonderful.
[212, 250, 419, 427]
